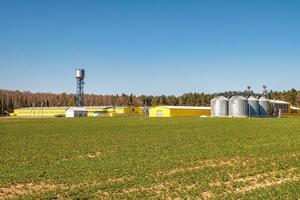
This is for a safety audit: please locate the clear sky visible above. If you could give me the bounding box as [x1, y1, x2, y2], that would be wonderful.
[1, 0, 300, 95]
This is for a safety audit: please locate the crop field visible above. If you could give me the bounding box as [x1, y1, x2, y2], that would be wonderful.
[0, 117, 299, 199]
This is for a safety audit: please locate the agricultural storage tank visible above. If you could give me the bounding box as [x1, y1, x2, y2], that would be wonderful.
[247, 96, 259, 117]
[228, 96, 237, 116]
[229, 96, 249, 118]
[259, 97, 271, 117]
[211, 96, 228, 117]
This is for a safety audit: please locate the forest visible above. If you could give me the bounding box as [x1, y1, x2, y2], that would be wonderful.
[0, 89, 299, 115]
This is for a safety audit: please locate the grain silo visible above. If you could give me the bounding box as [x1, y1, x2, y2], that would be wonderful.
[258, 96, 271, 117]
[247, 96, 259, 117]
[229, 96, 249, 118]
[211, 96, 229, 117]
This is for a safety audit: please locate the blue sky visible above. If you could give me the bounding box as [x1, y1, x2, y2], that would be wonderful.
[1, 0, 300, 95]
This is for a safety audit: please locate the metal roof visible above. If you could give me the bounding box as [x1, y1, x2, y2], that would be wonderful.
[158, 106, 211, 110]
[269, 100, 290, 104]
[212, 96, 228, 101]
[15, 107, 68, 110]
[66, 107, 88, 111]
[85, 106, 113, 109]
[247, 96, 258, 100]
[291, 106, 300, 110]
[258, 96, 269, 101]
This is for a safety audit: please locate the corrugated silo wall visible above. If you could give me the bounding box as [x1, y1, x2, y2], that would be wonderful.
[248, 100, 259, 117]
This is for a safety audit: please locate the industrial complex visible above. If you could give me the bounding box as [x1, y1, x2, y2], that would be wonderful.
[9, 69, 300, 118]
[11, 106, 144, 118]
[11, 98, 300, 118]
[211, 95, 300, 118]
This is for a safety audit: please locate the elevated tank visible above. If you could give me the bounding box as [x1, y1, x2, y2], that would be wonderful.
[229, 96, 249, 118]
[75, 69, 85, 79]
[247, 96, 259, 117]
[211, 96, 228, 117]
[259, 97, 271, 117]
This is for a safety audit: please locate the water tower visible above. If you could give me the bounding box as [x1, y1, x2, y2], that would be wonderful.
[75, 69, 85, 107]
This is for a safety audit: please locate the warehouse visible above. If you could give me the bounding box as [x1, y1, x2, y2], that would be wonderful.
[11, 106, 145, 118]
[149, 106, 211, 117]
[12, 107, 67, 117]
[107, 106, 144, 116]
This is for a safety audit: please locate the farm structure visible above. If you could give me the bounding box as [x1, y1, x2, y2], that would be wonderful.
[11, 107, 67, 117]
[65, 107, 88, 117]
[10, 100, 300, 118]
[211, 96, 300, 118]
[149, 106, 211, 117]
[107, 106, 144, 116]
[11, 106, 144, 118]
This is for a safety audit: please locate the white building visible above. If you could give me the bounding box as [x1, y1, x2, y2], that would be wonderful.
[65, 107, 88, 117]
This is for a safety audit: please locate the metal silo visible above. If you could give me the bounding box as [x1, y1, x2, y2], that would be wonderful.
[211, 98, 215, 117]
[247, 96, 259, 117]
[259, 97, 271, 117]
[228, 96, 237, 116]
[229, 96, 249, 118]
[211, 96, 228, 117]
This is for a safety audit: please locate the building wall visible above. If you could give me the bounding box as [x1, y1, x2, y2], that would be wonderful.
[108, 107, 144, 116]
[149, 106, 211, 117]
[149, 106, 171, 117]
[86, 108, 109, 117]
[65, 110, 74, 117]
[66, 110, 87, 117]
[170, 109, 210, 117]
[133, 107, 144, 115]
[13, 108, 66, 117]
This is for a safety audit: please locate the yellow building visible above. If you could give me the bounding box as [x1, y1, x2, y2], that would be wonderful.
[149, 106, 211, 117]
[85, 106, 112, 117]
[11, 106, 145, 118]
[12, 107, 67, 117]
[107, 106, 145, 116]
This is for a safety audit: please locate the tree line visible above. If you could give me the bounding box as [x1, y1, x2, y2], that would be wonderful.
[1, 89, 300, 115]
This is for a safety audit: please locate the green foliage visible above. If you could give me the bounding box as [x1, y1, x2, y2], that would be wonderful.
[0, 117, 299, 199]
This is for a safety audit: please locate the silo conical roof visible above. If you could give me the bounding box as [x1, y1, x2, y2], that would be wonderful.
[234, 96, 246, 100]
[247, 96, 258, 101]
[258, 96, 268, 101]
[214, 96, 228, 100]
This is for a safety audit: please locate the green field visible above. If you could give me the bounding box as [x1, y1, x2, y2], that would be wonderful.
[0, 117, 299, 199]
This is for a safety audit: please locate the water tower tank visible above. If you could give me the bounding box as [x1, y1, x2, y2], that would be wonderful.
[75, 69, 85, 79]
[229, 96, 249, 118]
[259, 97, 271, 117]
[211, 96, 228, 117]
[247, 96, 259, 117]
